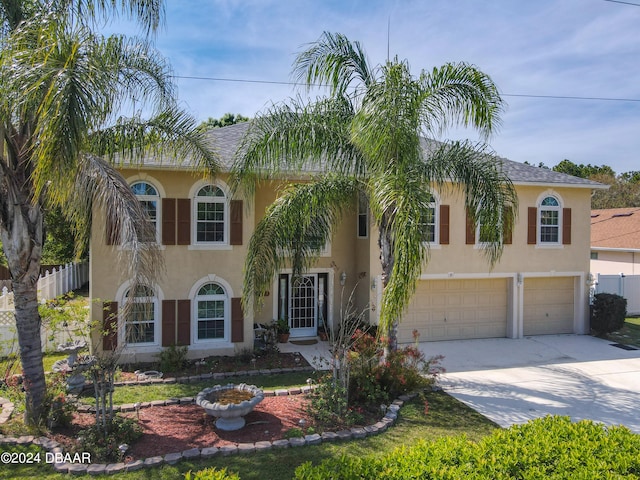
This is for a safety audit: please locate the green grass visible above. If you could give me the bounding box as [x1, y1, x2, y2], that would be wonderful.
[0, 352, 68, 376]
[78, 372, 314, 405]
[0, 390, 497, 480]
[607, 317, 640, 348]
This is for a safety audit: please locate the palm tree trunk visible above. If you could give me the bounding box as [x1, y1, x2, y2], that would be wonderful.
[1, 193, 47, 425]
[378, 213, 398, 351]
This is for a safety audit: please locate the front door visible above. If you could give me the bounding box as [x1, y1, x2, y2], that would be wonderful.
[278, 273, 328, 338]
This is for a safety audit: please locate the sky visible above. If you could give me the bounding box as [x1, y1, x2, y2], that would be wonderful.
[111, 0, 640, 174]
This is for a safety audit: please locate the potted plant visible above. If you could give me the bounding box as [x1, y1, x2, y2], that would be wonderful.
[275, 318, 290, 343]
[318, 324, 330, 341]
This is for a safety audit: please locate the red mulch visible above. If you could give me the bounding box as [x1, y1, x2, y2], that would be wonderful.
[51, 395, 314, 461]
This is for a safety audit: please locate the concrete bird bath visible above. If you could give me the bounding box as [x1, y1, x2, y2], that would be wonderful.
[195, 383, 264, 431]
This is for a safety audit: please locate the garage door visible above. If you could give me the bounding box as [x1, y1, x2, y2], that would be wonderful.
[400, 278, 508, 343]
[523, 277, 574, 336]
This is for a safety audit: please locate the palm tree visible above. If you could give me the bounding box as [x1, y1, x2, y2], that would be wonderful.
[232, 32, 518, 349]
[0, 1, 218, 425]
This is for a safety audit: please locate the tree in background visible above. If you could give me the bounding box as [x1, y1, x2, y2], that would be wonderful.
[547, 159, 640, 209]
[0, 0, 218, 425]
[552, 159, 615, 179]
[232, 32, 517, 350]
[198, 113, 250, 130]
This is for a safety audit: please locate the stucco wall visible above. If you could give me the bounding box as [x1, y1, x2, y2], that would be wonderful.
[591, 250, 640, 275]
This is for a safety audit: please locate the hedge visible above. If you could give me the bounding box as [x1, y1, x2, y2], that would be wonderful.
[294, 416, 640, 479]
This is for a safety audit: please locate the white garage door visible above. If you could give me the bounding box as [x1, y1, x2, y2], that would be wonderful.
[400, 278, 508, 343]
[523, 277, 574, 336]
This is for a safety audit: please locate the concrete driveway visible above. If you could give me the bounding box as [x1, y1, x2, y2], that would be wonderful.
[418, 335, 640, 433]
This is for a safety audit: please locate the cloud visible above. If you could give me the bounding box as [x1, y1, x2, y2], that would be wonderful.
[108, 0, 640, 173]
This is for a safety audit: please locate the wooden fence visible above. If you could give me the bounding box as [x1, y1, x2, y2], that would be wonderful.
[0, 262, 89, 356]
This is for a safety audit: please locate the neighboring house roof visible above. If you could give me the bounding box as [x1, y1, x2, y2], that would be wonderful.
[132, 122, 606, 189]
[591, 207, 640, 251]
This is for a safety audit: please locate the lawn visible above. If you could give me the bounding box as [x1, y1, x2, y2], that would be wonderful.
[607, 317, 640, 348]
[0, 389, 497, 480]
[77, 371, 313, 405]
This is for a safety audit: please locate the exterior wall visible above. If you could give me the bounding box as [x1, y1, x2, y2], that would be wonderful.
[90, 170, 363, 361]
[591, 250, 640, 275]
[90, 168, 596, 359]
[382, 184, 593, 342]
[419, 185, 591, 275]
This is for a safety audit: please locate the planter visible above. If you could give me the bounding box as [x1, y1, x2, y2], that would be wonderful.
[195, 383, 264, 431]
[278, 333, 290, 343]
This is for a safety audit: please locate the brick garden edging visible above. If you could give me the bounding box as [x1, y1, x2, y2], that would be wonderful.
[0, 366, 417, 475]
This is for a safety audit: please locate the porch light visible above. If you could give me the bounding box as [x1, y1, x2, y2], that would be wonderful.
[340, 272, 347, 286]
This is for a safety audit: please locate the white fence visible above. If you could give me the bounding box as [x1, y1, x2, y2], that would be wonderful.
[0, 262, 89, 356]
[595, 273, 640, 315]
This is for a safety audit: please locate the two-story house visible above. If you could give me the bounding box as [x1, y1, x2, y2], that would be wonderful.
[90, 123, 605, 362]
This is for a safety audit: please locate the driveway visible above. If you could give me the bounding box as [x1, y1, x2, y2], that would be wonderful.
[418, 335, 640, 433]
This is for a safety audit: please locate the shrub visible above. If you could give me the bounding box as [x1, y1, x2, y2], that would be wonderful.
[77, 415, 142, 462]
[348, 331, 443, 405]
[591, 292, 627, 334]
[294, 416, 640, 479]
[157, 344, 188, 373]
[185, 468, 241, 480]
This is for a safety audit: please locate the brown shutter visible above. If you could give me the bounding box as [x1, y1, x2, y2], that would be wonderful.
[231, 297, 244, 343]
[102, 301, 118, 350]
[562, 208, 572, 245]
[503, 206, 513, 245]
[230, 200, 243, 245]
[177, 299, 191, 346]
[527, 207, 537, 245]
[177, 198, 191, 245]
[105, 216, 120, 246]
[465, 209, 475, 245]
[162, 198, 176, 246]
[162, 300, 176, 346]
[439, 205, 450, 245]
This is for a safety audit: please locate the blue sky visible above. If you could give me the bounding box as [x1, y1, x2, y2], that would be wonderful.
[114, 0, 640, 174]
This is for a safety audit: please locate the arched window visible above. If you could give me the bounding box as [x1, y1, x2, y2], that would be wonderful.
[131, 181, 160, 243]
[539, 195, 561, 244]
[124, 285, 158, 345]
[195, 282, 228, 341]
[195, 185, 227, 244]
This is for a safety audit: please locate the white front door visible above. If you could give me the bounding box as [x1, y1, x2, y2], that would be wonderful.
[289, 274, 317, 337]
[278, 272, 329, 338]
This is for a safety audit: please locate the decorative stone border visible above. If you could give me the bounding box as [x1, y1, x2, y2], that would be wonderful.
[0, 386, 417, 475]
[0, 397, 15, 424]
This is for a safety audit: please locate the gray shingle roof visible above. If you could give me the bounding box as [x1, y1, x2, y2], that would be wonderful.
[143, 122, 606, 189]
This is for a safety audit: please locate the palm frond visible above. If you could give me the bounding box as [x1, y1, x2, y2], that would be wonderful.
[419, 62, 505, 139]
[352, 60, 423, 175]
[368, 168, 433, 330]
[293, 31, 375, 97]
[423, 140, 518, 264]
[242, 176, 358, 312]
[90, 106, 221, 175]
[230, 96, 362, 198]
[60, 153, 164, 297]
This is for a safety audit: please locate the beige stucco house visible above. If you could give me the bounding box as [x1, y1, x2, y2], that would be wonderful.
[90, 123, 605, 362]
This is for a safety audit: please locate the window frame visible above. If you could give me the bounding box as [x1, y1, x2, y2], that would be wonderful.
[129, 179, 162, 244]
[122, 285, 159, 346]
[193, 184, 228, 245]
[538, 194, 562, 245]
[420, 192, 439, 245]
[193, 281, 229, 344]
[357, 191, 369, 239]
